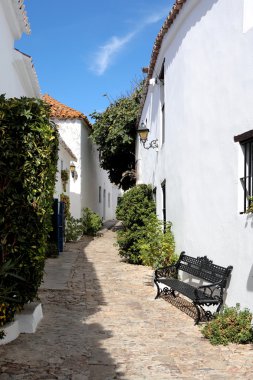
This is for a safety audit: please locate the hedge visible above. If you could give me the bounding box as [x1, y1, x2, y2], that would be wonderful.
[0, 95, 58, 324]
[116, 184, 156, 263]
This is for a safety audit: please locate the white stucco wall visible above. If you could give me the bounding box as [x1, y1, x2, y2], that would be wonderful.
[137, 0, 253, 311]
[89, 144, 121, 221]
[55, 118, 119, 220]
[0, 0, 40, 98]
[54, 140, 75, 201]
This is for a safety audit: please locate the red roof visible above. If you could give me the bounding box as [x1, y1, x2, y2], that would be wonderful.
[17, 0, 31, 34]
[138, 0, 188, 122]
[43, 94, 92, 128]
[147, 0, 188, 81]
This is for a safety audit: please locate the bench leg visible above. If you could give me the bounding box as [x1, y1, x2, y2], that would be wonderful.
[154, 279, 161, 299]
[193, 303, 201, 325]
[216, 302, 223, 314]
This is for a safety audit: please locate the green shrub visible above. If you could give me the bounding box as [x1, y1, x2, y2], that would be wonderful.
[138, 214, 178, 268]
[116, 184, 156, 264]
[65, 216, 83, 242]
[201, 304, 253, 345]
[0, 259, 25, 332]
[0, 330, 5, 340]
[0, 95, 58, 311]
[0, 303, 16, 327]
[81, 208, 102, 236]
[246, 196, 253, 213]
[60, 193, 70, 218]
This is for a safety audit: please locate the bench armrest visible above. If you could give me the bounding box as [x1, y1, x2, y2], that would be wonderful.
[194, 281, 223, 300]
[155, 264, 178, 279]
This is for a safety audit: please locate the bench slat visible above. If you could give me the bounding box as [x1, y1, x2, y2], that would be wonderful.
[157, 278, 218, 303]
[177, 254, 229, 285]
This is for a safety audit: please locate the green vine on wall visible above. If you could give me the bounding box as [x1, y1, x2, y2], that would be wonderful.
[60, 193, 70, 217]
[61, 169, 69, 192]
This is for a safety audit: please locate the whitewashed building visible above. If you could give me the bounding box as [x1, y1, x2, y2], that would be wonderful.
[0, 1, 74, 210]
[54, 137, 77, 200]
[137, 0, 253, 311]
[43, 94, 119, 221]
[0, 0, 40, 98]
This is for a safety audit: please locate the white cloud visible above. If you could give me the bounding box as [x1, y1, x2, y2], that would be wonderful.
[92, 32, 135, 76]
[91, 8, 168, 76]
[144, 10, 167, 26]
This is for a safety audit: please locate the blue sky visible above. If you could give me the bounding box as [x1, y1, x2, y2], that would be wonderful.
[17, 0, 174, 120]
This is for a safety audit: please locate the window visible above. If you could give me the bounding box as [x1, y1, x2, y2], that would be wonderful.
[99, 186, 101, 203]
[234, 130, 253, 213]
[161, 180, 166, 231]
[159, 59, 165, 144]
[108, 192, 111, 208]
[153, 187, 157, 204]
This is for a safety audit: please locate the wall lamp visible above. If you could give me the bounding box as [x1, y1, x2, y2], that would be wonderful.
[70, 162, 76, 178]
[137, 122, 158, 150]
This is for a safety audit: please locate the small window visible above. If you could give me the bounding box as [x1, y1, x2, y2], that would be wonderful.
[161, 180, 166, 231]
[241, 140, 253, 212]
[108, 192, 111, 208]
[159, 59, 165, 144]
[161, 104, 165, 144]
[159, 60, 164, 85]
[153, 187, 157, 203]
[234, 130, 253, 212]
[99, 186, 102, 203]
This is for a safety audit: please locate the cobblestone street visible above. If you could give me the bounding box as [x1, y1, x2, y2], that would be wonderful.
[0, 226, 253, 379]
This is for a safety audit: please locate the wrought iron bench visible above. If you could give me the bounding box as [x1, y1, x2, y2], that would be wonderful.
[154, 252, 233, 324]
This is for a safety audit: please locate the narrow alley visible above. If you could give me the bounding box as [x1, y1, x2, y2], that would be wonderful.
[0, 226, 253, 380]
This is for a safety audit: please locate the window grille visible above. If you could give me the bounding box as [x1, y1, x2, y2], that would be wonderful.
[234, 130, 253, 213]
[161, 180, 166, 231]
[240, 139, 253, 213]
[99, 186, 101, 203]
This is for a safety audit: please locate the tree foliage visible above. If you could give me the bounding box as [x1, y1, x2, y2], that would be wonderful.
[90, 83, 142, 190]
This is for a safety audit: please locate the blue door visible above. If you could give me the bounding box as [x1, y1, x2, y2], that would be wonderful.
[52, 198, 65, 254]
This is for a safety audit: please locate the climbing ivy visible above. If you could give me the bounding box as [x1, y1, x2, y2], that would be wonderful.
[0, 95, 58, 312]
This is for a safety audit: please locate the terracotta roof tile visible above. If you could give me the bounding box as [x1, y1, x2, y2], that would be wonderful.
[138, 0, 188, 122]
[147, 0, 187, 81]
[43, 94, 92, 128]
[17, 0, 31, 34]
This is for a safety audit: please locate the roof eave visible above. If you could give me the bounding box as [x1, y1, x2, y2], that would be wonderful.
[137, 0, 188, 125]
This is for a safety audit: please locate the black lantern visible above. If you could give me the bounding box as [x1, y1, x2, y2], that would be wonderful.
[137, 122, 158, 150]
[70, 162, 76, 178]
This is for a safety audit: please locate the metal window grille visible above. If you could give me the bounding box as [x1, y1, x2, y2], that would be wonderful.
[153, 187, 157, 203]
[161, 104, 165, 144]
[241, 139, 253, 212]
[99, 186, 101, 203]
[161, 181, 166, 232]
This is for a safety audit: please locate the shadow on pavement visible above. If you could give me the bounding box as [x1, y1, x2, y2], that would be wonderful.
[0, 234, 124, 380]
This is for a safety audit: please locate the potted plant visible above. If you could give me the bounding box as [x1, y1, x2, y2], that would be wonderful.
[61, 169, 69, 192]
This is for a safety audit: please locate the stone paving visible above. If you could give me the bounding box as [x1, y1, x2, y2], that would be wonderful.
[0, 226, 253, 379]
